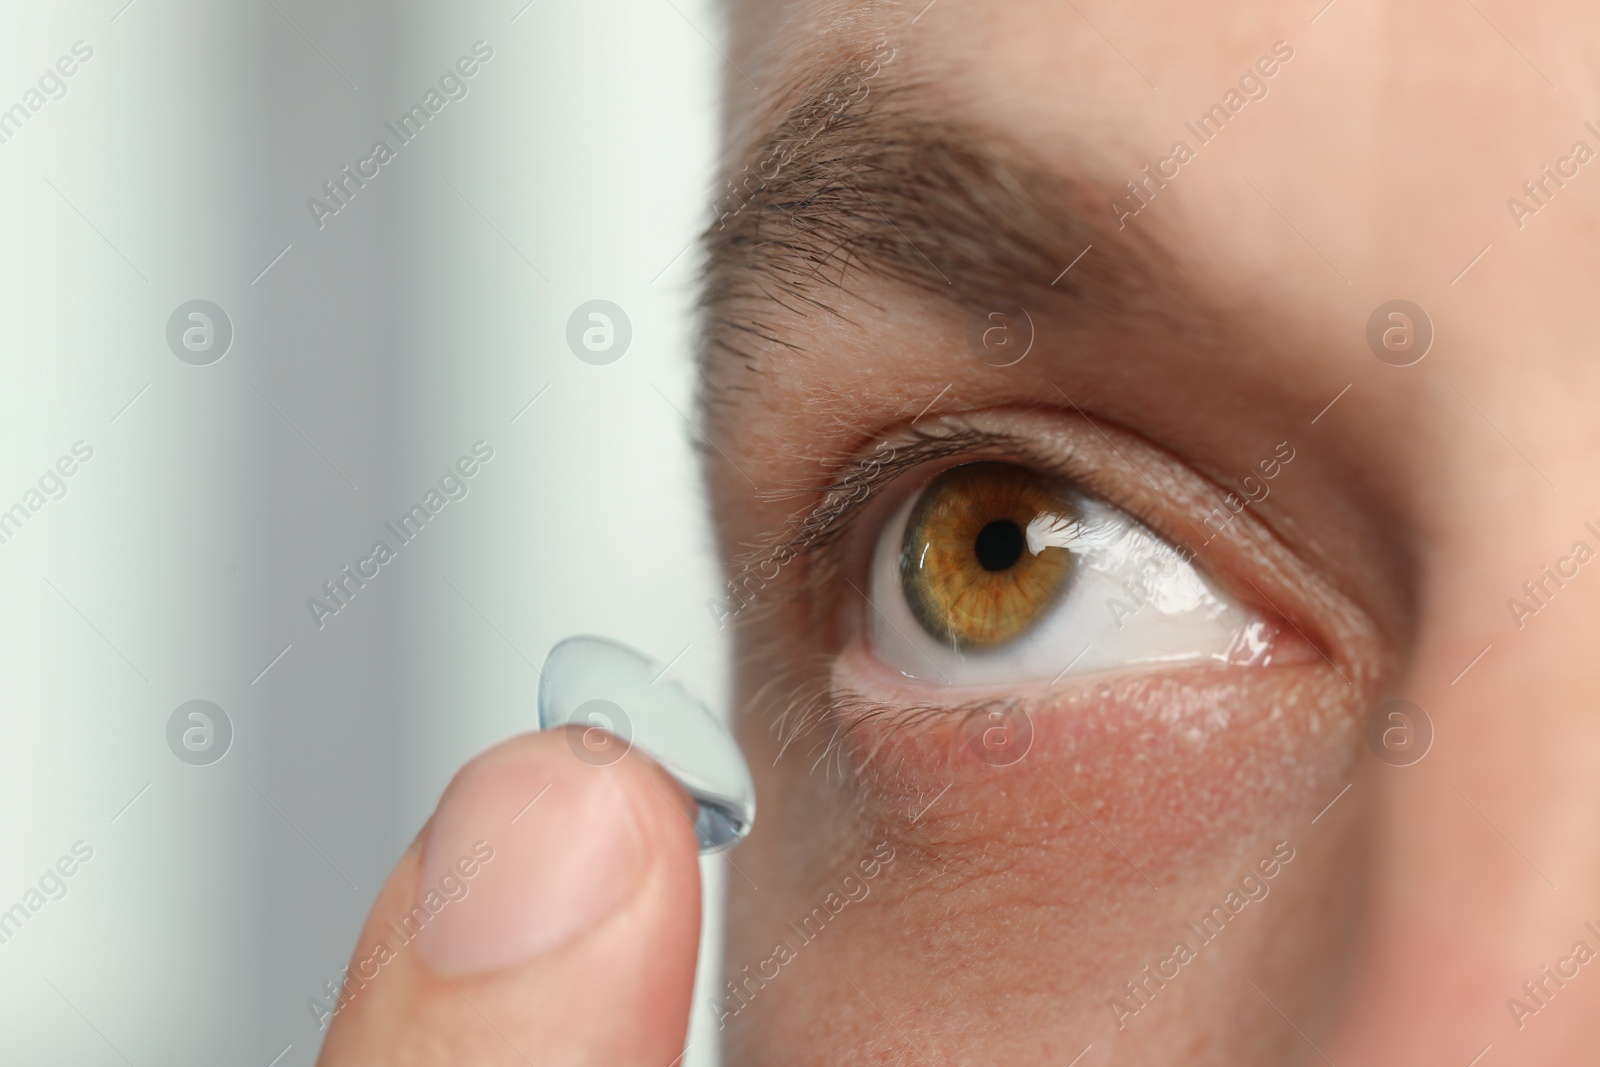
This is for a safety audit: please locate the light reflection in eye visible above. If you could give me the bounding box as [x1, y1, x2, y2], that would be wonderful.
[867, 460, 1282, 686]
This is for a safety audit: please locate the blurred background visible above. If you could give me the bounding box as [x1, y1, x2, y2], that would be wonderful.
[0, 0, 730, 1063]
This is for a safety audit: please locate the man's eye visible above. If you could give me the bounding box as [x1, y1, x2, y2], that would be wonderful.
[865, 459, 1284, 686]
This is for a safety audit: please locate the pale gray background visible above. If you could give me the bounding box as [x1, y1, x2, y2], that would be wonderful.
[0, 1, 731, 1063]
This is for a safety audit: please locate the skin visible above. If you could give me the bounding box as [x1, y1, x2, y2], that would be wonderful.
[322, 2, 1600, 1064]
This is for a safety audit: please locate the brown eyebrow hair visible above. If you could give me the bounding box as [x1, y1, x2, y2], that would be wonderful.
[698, 49, 1200, 382]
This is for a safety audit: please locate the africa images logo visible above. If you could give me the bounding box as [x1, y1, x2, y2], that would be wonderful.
[0, 40, 94, 148]
[306, 441, 494, 629]
[306, 41, 495, 230]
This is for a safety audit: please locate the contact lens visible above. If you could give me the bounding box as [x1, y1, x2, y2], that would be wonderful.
[537, 635, 756, 853]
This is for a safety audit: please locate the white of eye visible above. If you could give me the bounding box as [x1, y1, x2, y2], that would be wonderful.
[866, 482, 1277, 687]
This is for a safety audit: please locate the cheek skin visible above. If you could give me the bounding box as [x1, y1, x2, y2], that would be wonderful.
[832, 652, 1359, 882]
[723, 653, 1370, 1065]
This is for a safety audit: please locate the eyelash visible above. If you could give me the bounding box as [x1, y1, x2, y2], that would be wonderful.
[715, 426, 1017, 629]
[782, 421, 1204, 611]
[721, 425, 1050, 766]
[768, 671, 1025, 777]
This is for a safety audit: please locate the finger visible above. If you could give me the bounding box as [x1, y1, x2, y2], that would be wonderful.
[316, 727, 702, 1066]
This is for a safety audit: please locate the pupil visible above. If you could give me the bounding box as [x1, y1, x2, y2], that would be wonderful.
[974, 519, 1025, 572]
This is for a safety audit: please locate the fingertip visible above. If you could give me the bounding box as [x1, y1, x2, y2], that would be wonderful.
[319, 730, 704, 1065]
[413, 729, 699, 977]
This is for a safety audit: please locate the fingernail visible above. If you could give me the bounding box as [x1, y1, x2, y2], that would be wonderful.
[414, 733, 648, 975]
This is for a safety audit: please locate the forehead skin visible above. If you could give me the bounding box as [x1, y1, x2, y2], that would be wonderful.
[704, 1, 1600, 1064]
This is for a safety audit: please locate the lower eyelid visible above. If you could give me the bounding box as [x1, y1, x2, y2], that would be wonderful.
[819, 652, 1362, 897]
[836, 617, 1319, 714]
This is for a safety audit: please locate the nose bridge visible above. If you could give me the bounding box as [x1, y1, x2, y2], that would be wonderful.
[1326, 475, 1600, 1063]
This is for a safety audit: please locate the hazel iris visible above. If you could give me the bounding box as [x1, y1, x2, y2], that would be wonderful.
[899, 462, 1077, 650]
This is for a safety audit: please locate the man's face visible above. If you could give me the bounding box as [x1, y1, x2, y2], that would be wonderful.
[701, 2, 1600, 1062]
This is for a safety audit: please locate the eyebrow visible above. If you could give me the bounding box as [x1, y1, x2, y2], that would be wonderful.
[699, 52, 1203, 378]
